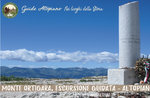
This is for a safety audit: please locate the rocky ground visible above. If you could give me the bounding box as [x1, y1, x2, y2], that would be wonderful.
[1, 76, 107, 85]
[1, 76, 150, 98]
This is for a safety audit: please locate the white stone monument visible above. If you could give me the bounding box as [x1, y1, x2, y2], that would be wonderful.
[108, 1, 140, 85]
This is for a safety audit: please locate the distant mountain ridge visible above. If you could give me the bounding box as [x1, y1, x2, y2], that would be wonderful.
[0, 66, 107, 79]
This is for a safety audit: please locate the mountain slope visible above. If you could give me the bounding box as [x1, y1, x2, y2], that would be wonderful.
[0, 66, 107, 79]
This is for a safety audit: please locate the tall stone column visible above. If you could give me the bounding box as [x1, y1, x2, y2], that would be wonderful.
[108, 1, 140, 85]
[119, 1, 140, 68]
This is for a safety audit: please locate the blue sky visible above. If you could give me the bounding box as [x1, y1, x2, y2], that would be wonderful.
[1, 0, 150, 68]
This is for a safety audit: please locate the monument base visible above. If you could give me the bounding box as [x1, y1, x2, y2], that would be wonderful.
[108, 68, 139, 85]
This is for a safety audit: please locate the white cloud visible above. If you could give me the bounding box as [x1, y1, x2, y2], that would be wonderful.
[0, 49, 118, 63]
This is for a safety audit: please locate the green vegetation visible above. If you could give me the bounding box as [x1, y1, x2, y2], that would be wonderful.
[82, 76, 107, 80]
[80, 79, 99, 82]
[135, 58, 150, 80]
[0, 75, 27, 81]
[56, 80, 73, 83]
[80, 79, 87, 82]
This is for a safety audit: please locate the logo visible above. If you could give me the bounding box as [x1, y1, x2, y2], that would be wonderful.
[2, 3, 18, 18]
